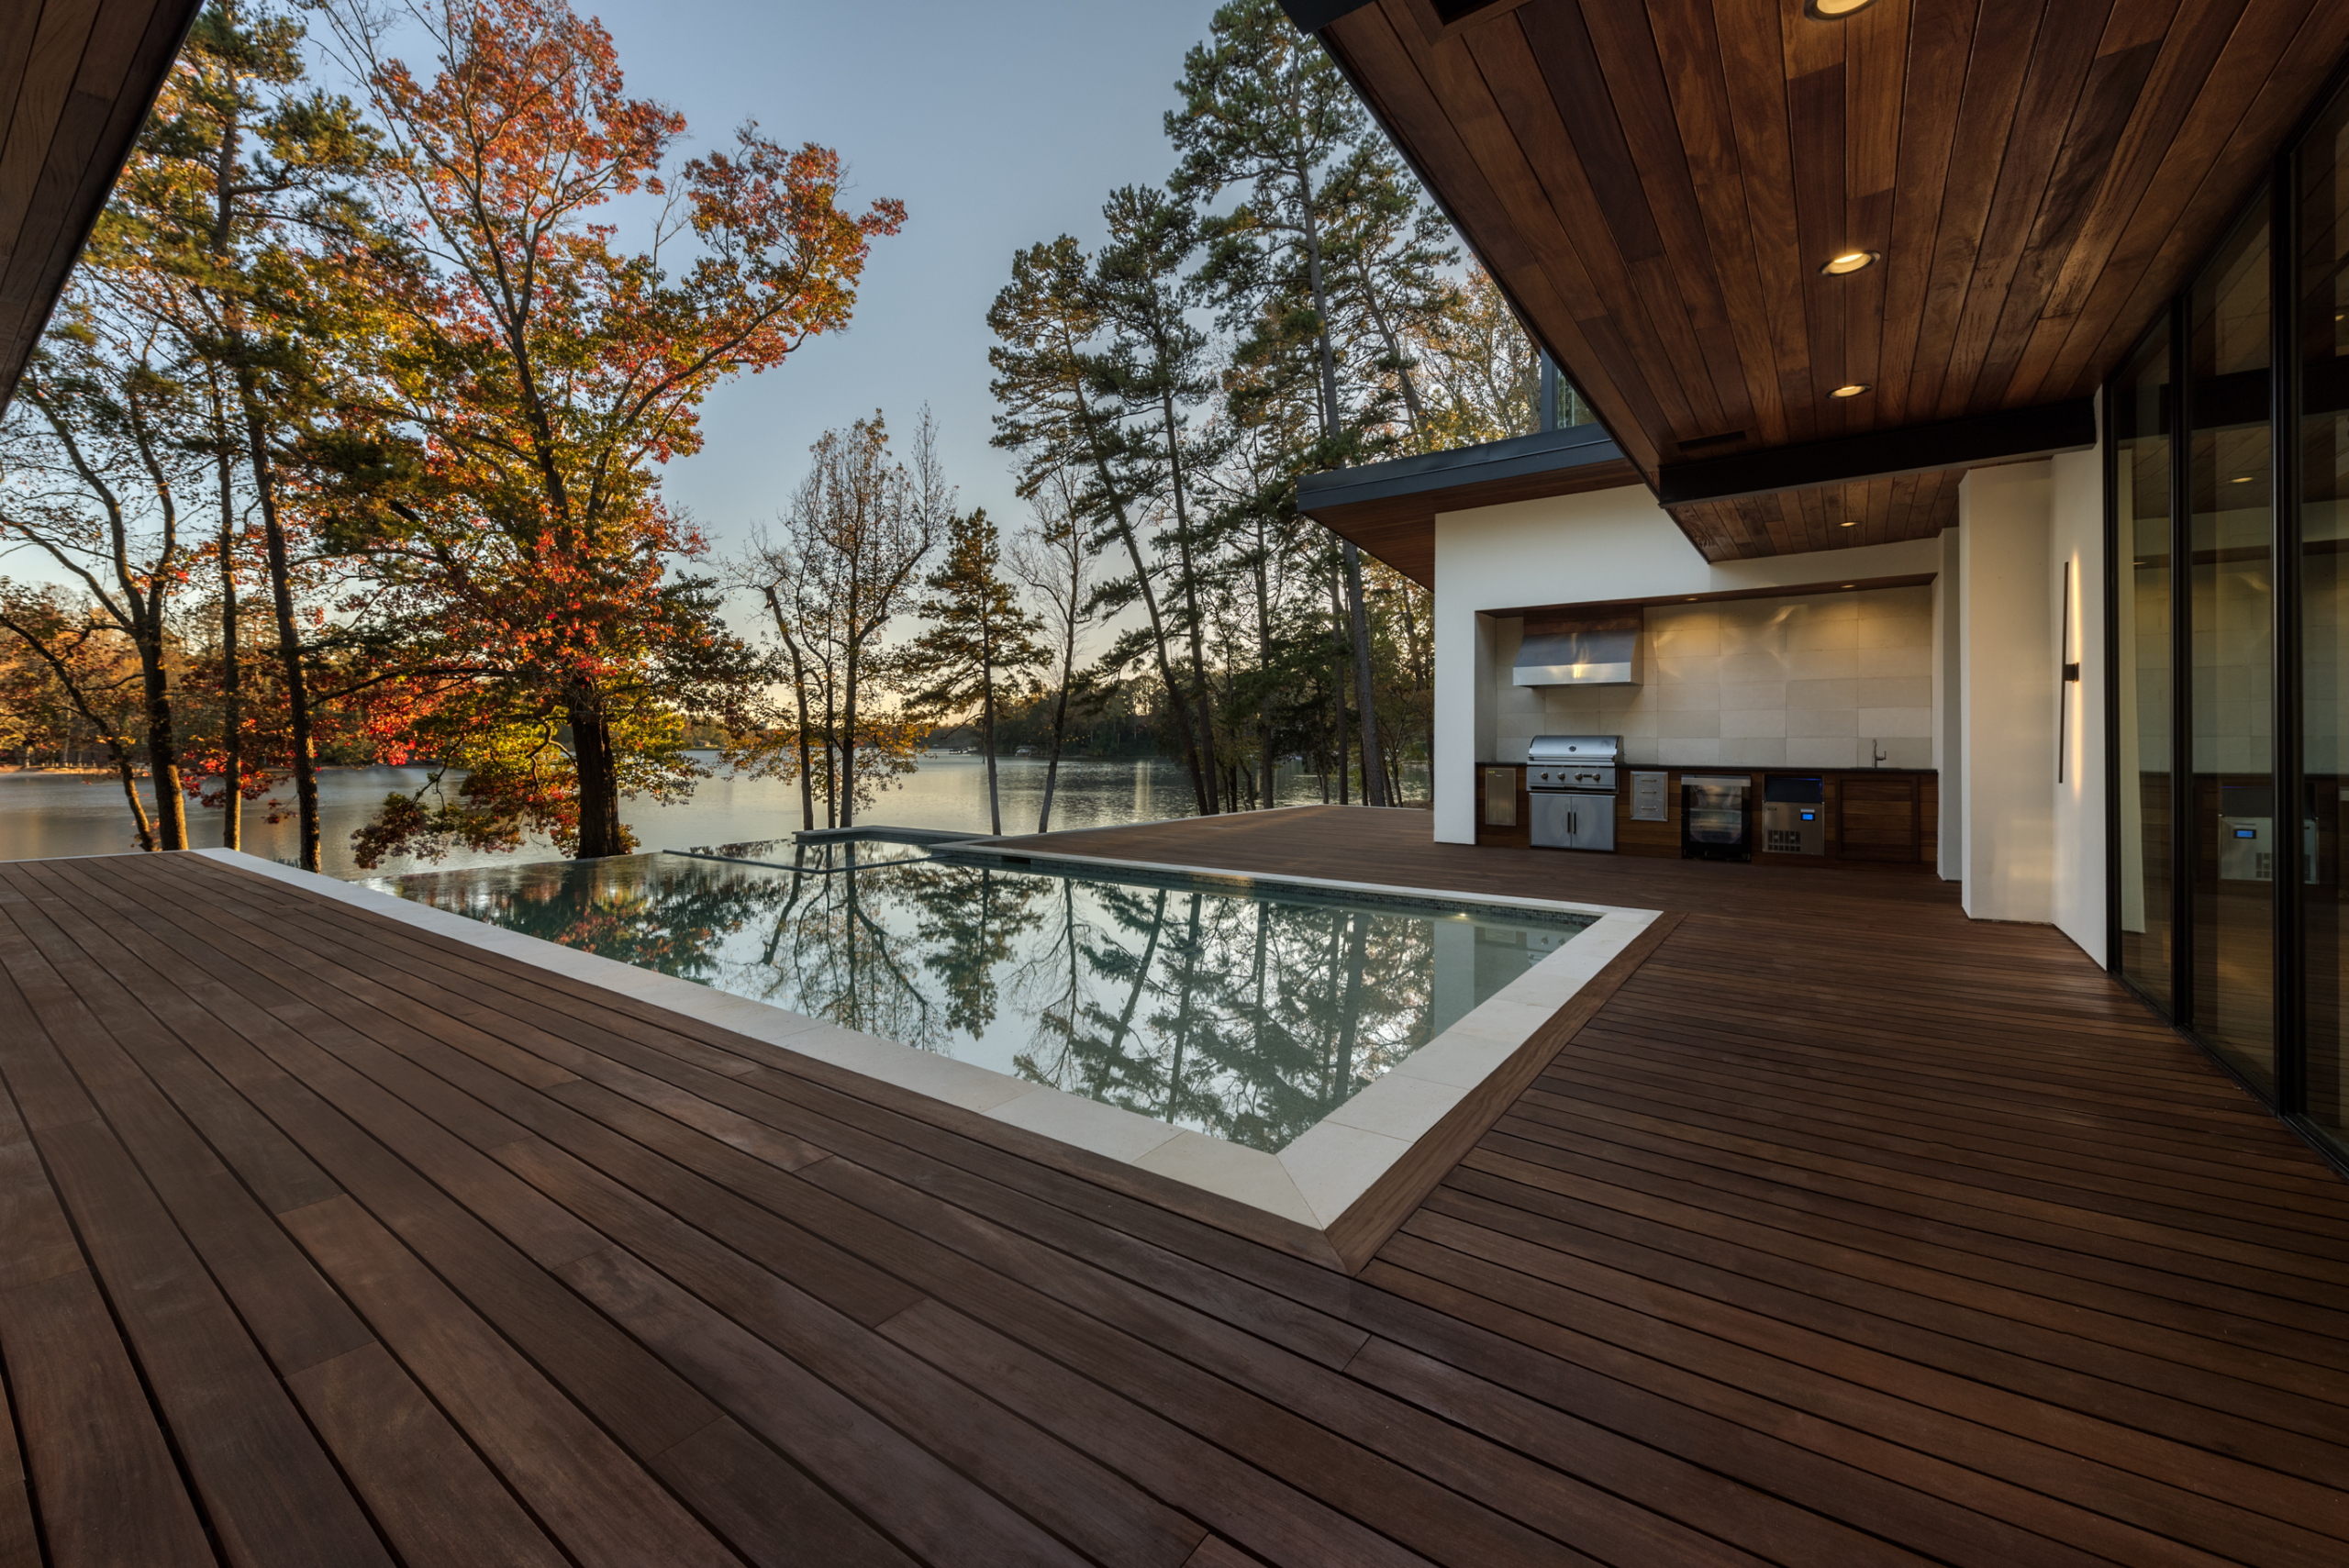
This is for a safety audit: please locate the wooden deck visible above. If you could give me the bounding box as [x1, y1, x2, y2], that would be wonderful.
[0, 808, 2344, 1566]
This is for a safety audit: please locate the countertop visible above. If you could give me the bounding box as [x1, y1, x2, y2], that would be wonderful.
[1476, 762, 1937, 774]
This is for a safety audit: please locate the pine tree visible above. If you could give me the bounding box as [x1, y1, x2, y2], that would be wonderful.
[1168, 0, 1390, 807]
[898, 508, 1048, 837]
[988, 236, 1217, 816]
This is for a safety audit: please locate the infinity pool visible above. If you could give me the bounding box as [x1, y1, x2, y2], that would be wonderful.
[375, 843, 1590, 1154]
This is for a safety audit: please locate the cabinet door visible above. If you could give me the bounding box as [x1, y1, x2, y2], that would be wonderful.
[1839, 777, 1920, 862]
[1566, 795, 1617, 851]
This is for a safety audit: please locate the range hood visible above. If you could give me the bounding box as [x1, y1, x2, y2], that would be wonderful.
[1514, 626, 1642, 687]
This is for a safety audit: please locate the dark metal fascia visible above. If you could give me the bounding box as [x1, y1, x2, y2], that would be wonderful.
[1297, 423, 1626, 514]
[1277, 0, 1377, 31]
[1654, 399, 2099, 506]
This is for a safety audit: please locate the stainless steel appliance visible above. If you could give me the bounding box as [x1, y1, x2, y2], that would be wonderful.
[1681, 774, 1753, 861]
[1527, 735, 1619, 851]
[1762, 775, 1825, 855]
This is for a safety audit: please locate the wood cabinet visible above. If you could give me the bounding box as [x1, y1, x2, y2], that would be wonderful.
[1476, 764, 1937, 867]
[1839, 775, 1924, 862]
[1603, 768, 1936, 866]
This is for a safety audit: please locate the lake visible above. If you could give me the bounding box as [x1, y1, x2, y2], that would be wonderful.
[0, 751, 1417, 878]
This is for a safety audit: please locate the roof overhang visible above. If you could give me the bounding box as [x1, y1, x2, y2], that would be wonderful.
[1284, 0, 2349, 562]
[1297, 421, 1637, 587]
[1, 0, 207, 411]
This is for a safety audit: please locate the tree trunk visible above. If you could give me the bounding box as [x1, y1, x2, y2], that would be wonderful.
[137, 637, 188, 851]
[1163, 892, 1203, 1119]
[244, 406, 320, 872]
[795, 668, 815, 832]
[217, 449, 241, 850]
[1106, 890, 1167, 1060]
[1074, 381, 1208, 816]
[108, 732, 155, 852]
[1039, 676, 1073, 835]
[1299, 170, 1344, 448]
[1159, 391, 1219, 815]
[841, 639, 860, 830]
[763, 588, 817, 833]
[1342, 540, 1386, 807]
[567, 693, 627, 857]
[980, 636, 1001, 837]
[822, 678, 838, 828]
[1108, 519, 1209, 816]
[1253, 539, 1274, 811]
[1333, 910, 1367, 1095]
[1328, 568, 1349, 805]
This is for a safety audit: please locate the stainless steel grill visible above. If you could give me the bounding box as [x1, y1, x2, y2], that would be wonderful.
[1526, 735, 1620, 851]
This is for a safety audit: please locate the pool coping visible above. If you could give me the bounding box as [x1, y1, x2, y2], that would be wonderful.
[196, 845, 1665, 1273]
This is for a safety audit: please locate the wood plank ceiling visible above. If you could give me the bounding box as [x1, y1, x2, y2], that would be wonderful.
[0, 0, 205, 410]
[1314, 0, 2349, 559]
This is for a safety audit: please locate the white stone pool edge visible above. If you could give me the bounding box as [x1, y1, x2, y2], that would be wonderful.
[195, 846, 1659, 1240]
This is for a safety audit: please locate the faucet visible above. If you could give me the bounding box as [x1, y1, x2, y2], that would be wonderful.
[1870, 739, 1888, 768]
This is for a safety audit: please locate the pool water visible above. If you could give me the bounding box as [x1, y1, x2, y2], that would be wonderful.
[375, 846, 1587, 1154]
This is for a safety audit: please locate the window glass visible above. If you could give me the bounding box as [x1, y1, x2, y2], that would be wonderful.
[2114, 325, 2175, 1008]
[2188, 205, 2276, 1092]
[2299, 87, 2349, 1149]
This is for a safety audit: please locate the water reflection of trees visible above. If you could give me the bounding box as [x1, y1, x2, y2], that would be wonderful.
[399, 857, 783, 984]
[402, 850, 1508, 1154]
[1012, 889, 1441, 1151]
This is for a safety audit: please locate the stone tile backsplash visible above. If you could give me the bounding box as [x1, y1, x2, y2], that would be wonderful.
[1495, 585, 1936, 770]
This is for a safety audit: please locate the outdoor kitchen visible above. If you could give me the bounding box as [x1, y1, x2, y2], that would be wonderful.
[1474, 584, 1940, 866]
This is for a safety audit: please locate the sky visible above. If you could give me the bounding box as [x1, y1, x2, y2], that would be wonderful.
[559, 0, 1228, 562]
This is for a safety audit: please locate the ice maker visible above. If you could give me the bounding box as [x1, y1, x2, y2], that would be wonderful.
[1762, 776, 1825, 855]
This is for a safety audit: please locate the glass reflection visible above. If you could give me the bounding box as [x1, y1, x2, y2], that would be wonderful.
[2115, 323, 2176, 1006]
[2188, 204, 2277, 1091]
[2300, 86, 2349, 1151]
[379, 849, 1584, 1154]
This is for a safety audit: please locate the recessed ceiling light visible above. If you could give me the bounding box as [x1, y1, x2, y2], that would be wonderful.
[1805, 0, 1882, 17]
[2230, 475, 2255, 484]
[1842, 584, 1856, 590]
[1831, 383, 1872, 398]
[1820, 250, 1879, 275]
[1840, 519, 1857, 527]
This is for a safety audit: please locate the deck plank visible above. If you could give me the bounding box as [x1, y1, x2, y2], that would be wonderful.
[0, 810, 2341, 1564]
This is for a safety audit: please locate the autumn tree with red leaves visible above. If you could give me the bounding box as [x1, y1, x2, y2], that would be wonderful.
[317, 0, 903, 862]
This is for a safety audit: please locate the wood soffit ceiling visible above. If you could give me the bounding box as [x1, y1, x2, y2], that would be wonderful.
[0, 0, 206, 411]
[1308, 0, 2349, 562]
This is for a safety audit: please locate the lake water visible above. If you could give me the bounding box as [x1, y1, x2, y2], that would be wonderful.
[0, 751, 1415, 878]
[373, 844, 1580, 1152]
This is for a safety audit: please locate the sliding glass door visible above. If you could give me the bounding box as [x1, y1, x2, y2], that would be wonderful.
[2114, 327, 2175, 1008]
[2111, 72, 2349, 1166]
[2188, 208, 2277, 1094]
[2300, 86, 2349, 1150]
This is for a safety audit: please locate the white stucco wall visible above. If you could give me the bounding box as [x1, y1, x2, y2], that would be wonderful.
[1431, 483, 1943, 844]
[1959, 464, 2055, 924]
[1955, 447, 2109, 958]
